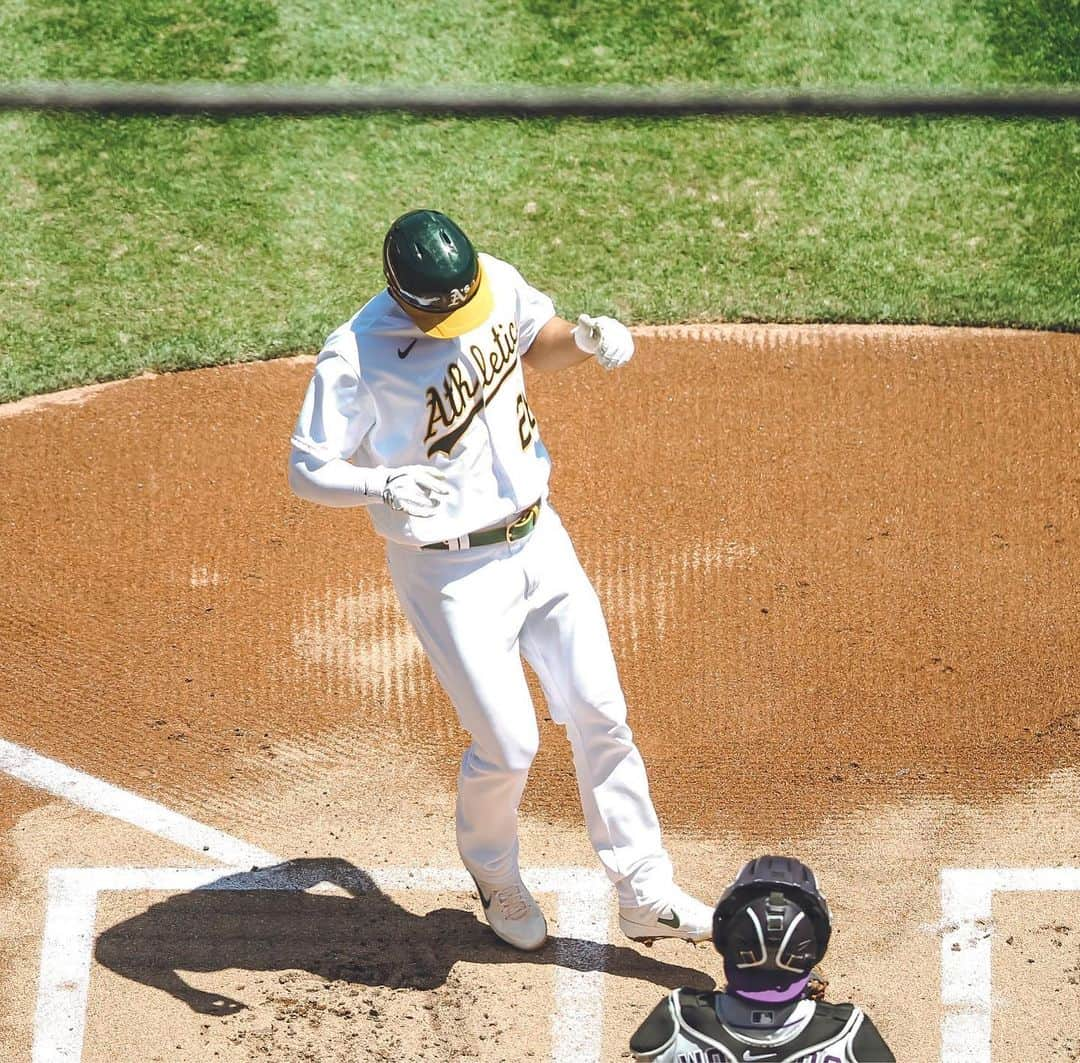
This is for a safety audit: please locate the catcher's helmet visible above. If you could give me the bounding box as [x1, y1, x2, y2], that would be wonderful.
[382, 209, 493, 338]
[713, 855, 832, 1004]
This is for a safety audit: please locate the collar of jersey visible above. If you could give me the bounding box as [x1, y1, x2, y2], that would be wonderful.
[714, 995, 816, 1046]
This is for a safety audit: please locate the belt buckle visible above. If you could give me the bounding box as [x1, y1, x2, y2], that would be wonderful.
[505, 504, 536, 544]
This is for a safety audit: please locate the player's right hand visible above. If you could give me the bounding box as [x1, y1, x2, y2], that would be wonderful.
[381, 466, 450, 517]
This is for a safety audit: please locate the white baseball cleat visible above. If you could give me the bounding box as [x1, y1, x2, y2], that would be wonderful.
[471, 875, 548, 951]
[619, 886, 713, 946]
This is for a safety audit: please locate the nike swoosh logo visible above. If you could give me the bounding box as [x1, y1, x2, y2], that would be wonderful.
[742, 1053, 775, 1061]
[477, 887, 492, 910]
[397, 338, 418, 359]
[657, 910, 681, 929]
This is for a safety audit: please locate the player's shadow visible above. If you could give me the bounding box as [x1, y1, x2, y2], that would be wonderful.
[94, 857, 714, 1016]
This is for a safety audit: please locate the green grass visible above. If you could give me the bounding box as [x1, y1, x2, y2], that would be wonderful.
[0, 0, 1078, 401]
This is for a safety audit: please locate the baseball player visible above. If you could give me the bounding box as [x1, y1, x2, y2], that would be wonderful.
[287, 209, 711, 951]
[629, 856, 896, 1062]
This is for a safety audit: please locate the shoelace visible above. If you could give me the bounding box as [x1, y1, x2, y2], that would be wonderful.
[493, 883, 532, 920]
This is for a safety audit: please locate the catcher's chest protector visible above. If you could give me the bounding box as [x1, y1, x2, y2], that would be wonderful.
[637, 990, 870, 1063]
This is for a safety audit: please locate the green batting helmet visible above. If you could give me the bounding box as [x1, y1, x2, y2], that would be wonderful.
[382, 210, 493, 338]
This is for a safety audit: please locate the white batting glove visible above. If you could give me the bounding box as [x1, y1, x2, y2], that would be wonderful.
[381, 466, 450, 517]
[573, 313, 634, 371]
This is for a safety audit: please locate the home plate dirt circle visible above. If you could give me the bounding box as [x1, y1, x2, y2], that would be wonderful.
[1, 324, 1077, 1062]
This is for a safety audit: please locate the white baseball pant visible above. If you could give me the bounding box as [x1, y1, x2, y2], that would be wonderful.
[385, 503, 674, 908]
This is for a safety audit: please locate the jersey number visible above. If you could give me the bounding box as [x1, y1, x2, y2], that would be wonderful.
[516, 393, 537, 449]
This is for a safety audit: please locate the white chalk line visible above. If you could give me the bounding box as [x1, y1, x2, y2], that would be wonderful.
[0, 738, 276, 867]
[0, 738, 609, 1063]
[34, 864, 609, 1063]
[33, 869, 99, 1063]
[940, 867, 1080, 1063]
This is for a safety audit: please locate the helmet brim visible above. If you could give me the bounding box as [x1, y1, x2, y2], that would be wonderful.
[725, 966, 810, 1004]
[397, 261, 495, 339]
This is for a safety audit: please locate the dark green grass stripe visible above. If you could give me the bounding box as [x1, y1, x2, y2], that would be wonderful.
[981, 0, 1080, 82]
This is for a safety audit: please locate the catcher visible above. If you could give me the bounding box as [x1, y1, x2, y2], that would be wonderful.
[629, 856, 896, 1062]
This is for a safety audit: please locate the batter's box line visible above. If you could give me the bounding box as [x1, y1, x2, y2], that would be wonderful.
[33, 864, 610, 1063]
[940, 866, 1080, 1063]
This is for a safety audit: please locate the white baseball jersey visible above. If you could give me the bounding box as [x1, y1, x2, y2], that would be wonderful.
[288, 243, 680, 914]
[290, 252, 556, 546]
[630, 990, 895, 1063]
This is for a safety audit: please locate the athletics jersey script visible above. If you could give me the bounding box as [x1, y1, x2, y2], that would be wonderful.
[289, 253, 556, 547]
[424, 320, 523, 457]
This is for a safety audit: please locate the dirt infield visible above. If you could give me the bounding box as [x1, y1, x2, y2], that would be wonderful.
[1, 324, 1078, 1061]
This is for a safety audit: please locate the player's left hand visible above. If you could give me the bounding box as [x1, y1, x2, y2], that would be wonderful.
[574, 314, 634, 371]
[382, 466, 450, 517]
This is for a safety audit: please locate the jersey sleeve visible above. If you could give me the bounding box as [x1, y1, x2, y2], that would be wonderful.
[850, 1011, 896, 1062]
[628, 993, 678, 1060]
[507, 264, 556, 356]
[290, 350, 377, 463]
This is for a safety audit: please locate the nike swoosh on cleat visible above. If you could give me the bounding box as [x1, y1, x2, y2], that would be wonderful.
[657, 911, 681, 929]
[397, 338, 418, 359]
[478, 888, 492, 910]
